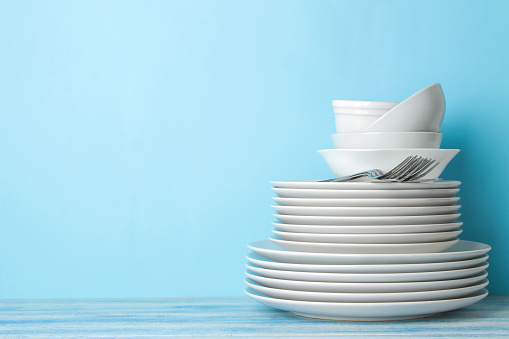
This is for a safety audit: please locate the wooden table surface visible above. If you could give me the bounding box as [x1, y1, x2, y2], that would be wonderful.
[1, 296, 508, 338]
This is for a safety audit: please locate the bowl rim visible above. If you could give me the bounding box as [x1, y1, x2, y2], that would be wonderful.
[318, 148, 459, 153]
[332, 100, 399, 109]
[331, 132, 443, 136]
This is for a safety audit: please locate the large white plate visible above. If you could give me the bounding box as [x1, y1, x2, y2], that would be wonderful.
[246, 262, 488, 283]
[245, 288, 488, 321]
[273, 188, 460, 199]
[245, 278, 489, 303]
[273, 222, 463, 234]
[246, 252, 489, 273]
[247, 239, 491, 264]
[273, 197, 460, 207]
[272, 205, 461, 216]
[246, 270, 488, 293]
[271, 229, 463, 244]
[274, 213, 461, 225]
[269, 236, 459, 254]
[271, 180, 461, 190]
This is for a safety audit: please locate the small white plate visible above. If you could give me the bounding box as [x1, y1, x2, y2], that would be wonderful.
[273, 197, 460, 207]
[274, 213, 461, 225]
[272, 205, 461, 216]
[273, 222, 463, 234]
[246, 262, 488, 283]
[269, 237, 459, 254]
[271, 180, 461, 190]
[246, 252, 489, 273]
[247, 239, 491, 264]
[273, 188, 460, 199]
[246, 271, 488, 293]
[245, 288, 488, 321]
[272, 229, 463, 244]
[245, 278, 489, 303]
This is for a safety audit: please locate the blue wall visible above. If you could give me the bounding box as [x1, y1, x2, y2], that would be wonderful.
[0, 0, 508, 298]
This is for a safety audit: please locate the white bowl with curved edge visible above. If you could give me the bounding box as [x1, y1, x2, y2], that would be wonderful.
[366, 83, 445, 133]
[334, 111, 385, 133]
[332, 132, 442, 149]
[318, 149, 459, 180]
[332, 100, 398, 109]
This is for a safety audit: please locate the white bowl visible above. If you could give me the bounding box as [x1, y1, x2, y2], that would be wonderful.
[334, 111, 385, 133]
[332, 132, 443, 149]
[333, 100, 399, 133]
[332, 100, 398, 109]
[318, 149, 459, 180]
[366, 84, 445, 133]
[333, 107, 390, 115]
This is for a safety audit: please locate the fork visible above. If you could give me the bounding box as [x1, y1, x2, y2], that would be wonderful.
[320, 155, 440, 182]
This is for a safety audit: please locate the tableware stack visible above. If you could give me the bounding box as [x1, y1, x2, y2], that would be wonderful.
[244, 84, 491, 321]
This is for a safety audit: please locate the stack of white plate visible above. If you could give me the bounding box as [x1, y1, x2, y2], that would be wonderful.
[244, 180, 490, 321]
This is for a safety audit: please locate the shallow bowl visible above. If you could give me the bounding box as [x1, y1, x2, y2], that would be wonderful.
[318, 149, 459, 180]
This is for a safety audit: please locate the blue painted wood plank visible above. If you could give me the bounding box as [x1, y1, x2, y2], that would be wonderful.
[0, 296, 508, 337]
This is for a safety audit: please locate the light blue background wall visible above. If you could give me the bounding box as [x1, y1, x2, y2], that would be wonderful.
[0, 0, 508, 298]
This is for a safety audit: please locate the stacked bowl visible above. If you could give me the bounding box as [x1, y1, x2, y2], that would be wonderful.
[244, 84, 491, 321]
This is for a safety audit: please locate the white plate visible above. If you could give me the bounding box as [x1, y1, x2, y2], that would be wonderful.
[246, 252, 489, 273]
[245, 278, 489, 303]
[274, 213, 461, 225]
[272, 205, 461, 216]
[245, 288, 488, 321]
[246, 270, 488, 293]
[273, 188, 460, 199]
[246, 262, 488, 283]
[269, 237, 459, 254]
[271, 180, 461, 190]
[273, 197, 460, 207]
[273, 222, 463, 234]
[272, 229, 463, 244]
[247, 239, 491, 264]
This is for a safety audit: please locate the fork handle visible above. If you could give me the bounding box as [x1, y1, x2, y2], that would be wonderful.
[320, 172, 373, 182]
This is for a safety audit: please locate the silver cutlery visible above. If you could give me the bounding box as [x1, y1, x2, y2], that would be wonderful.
[320, 155, 440, 182]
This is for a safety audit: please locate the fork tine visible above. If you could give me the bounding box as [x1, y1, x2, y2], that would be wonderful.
[384, 156, 423, 179]
[407, 161, 440, 181]
[400, 159, 434, 181]
[398, 157, 433, 181]
[379, 156, 417, 179]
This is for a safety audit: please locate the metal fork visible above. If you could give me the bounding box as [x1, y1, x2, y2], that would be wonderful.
[320, 155, 440, 182]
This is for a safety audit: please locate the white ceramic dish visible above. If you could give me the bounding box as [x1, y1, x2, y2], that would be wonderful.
[247, 240, 491, 264]
[268, 237, 459, 254]
[271, 180, 461, 190]
[318, 149, 459, 180]
[274, 213, 461, 226]
[273, 197, 460, 207]
[332, 100, 398, 109]
[273, 222, 463, 234]
[272, 205, 461, 217]
[333, 107, 389, 115]
[366, 83, 445, 133]
[333, 107, 388, 133]
[244, 288, 488, 321]
[245, 279, 489, 303]
[271, 229, 463, 244]
[246, 252, 489, 273]
[246, 262, 488, 283]
[272, 188, 460, 199]
[245, 271, 488, 293]
[332, 132, 443, 149]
